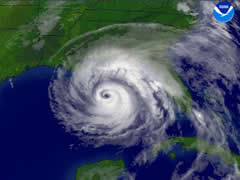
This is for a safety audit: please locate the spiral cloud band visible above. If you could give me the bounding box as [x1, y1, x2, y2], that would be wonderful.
[50, 48, 173, 146]
[48, 24, 185, 146]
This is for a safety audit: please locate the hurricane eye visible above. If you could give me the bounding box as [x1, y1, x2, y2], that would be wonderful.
[100, 91, 111, 99]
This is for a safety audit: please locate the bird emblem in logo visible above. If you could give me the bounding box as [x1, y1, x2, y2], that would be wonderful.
[213, 1, 235, 22]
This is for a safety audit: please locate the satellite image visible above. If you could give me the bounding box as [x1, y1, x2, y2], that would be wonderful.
[0, 0, 240, 180]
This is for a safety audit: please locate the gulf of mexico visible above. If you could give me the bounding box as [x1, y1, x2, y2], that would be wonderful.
[0, 66, 127, 180]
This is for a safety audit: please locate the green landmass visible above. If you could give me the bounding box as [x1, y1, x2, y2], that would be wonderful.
[153, 137, 240, 170]
[75, 160, 125, 180]
[0, 0, 197, 82]
[167, 66, 193, 113]
[169, 152, 176, 159]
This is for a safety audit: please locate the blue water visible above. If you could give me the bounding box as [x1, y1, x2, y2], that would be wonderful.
[0, 67, 127, 180]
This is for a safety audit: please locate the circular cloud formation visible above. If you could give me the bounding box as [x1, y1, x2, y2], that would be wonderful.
[49, 43, 177, 146]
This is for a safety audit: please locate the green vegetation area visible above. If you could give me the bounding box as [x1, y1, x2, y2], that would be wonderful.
[0, 0, 197, 83]
[75, 160, 125, 180]
[153, 137, 240, 170]
[169, 152, 176, 159]
[167, 66, 193, 113]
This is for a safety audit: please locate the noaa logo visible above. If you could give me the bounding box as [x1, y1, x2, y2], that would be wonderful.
[213, 1, 234, 22]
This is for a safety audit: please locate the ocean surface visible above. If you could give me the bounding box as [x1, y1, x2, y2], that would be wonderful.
[0, 66, 128, 180]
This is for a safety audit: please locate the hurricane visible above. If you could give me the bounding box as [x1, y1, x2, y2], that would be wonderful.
[49, 24, 183, 147]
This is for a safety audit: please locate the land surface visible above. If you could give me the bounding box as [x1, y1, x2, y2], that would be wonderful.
[75, 160, 125, 180]
[153, 137, 240, 170]
[0, 0, 197, 82]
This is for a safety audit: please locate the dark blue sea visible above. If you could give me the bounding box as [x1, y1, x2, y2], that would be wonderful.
[0, 67, 127, 180]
